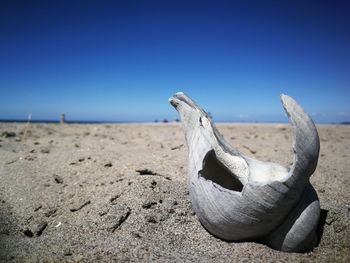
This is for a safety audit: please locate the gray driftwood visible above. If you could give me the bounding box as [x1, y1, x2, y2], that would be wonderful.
[169, 92, 320, 252]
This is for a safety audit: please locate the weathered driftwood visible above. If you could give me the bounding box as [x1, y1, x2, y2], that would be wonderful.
[169, 92, 320, 252]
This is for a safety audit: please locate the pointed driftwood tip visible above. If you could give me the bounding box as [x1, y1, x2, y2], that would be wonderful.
[280, 93, 293, 104]
[169, 91, 185, 100]
[280, 94, 302, 113]
[169, 95, 178, 108]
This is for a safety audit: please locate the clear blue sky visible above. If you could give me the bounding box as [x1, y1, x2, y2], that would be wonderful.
[0, 0, 349, 123]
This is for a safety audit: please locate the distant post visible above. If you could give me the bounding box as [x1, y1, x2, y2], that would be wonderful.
[60, 113, 66, 124]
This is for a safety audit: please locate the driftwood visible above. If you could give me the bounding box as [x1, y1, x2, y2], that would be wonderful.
[169, 92, 320, 252]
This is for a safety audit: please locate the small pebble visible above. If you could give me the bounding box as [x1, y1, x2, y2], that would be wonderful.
[145, 215, 157, 224]
[53, 174, 64, 184]
[45, 208, 57, 217]
[104, 162, 113, 167]
[1, 131, 16, 138]
[23, 228, 33, 237]
[40, 148, 50, 154]
[142, 201, 157, 209]
[34, 205, 42, 212]
[34, 221, 48, 236]
[70, 200, 91, 212]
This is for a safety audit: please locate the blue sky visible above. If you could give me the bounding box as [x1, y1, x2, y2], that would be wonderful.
[0, 0, 349, 123]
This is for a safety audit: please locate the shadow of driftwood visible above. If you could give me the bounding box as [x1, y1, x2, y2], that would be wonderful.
[315, 208, 328, 247]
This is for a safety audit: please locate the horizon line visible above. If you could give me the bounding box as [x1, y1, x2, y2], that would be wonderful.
[0, 118, 348, 125]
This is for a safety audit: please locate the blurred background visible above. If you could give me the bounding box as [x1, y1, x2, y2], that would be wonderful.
[0, 0, 349, 123]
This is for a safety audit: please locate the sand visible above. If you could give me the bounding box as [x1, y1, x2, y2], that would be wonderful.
[0, 123, 349, 262]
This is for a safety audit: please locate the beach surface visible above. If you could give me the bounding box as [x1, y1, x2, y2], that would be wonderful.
[0, 123, 349, 262]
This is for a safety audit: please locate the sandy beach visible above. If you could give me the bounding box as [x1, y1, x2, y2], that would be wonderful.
[0, 123, 349, 262]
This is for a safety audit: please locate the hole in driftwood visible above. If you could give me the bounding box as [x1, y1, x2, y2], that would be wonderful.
[199, 150, 243, 192]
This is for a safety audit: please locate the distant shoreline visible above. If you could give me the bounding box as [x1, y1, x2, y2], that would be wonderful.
[0, 119, 131, 124]
[0, 119, 348, 125]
